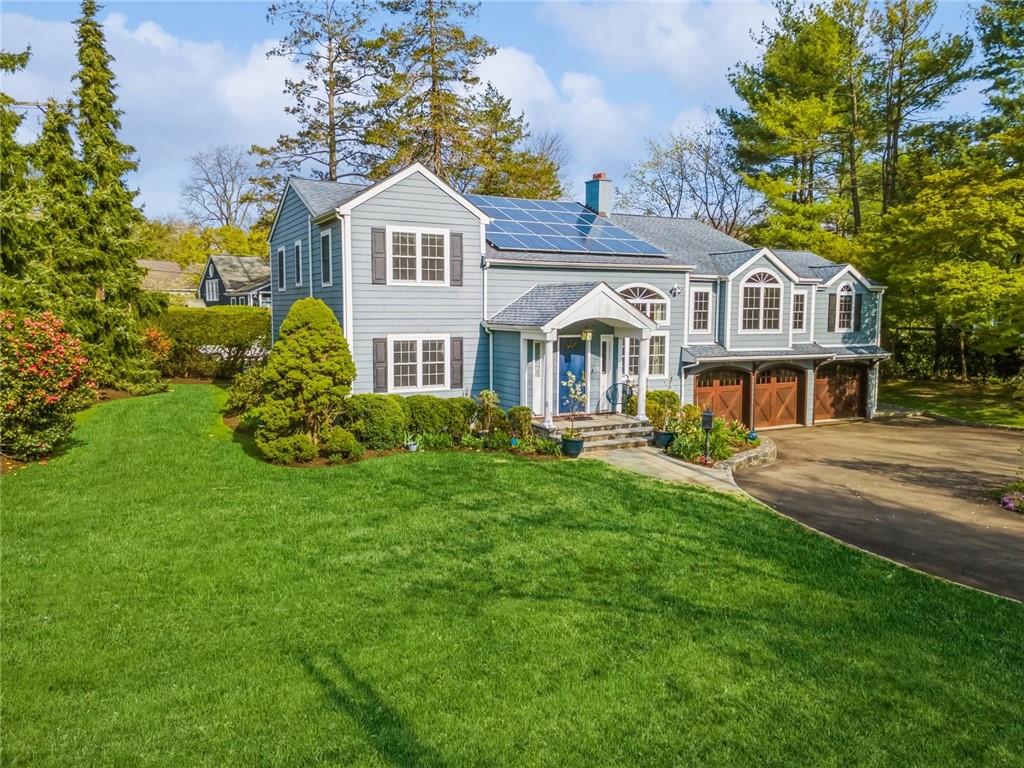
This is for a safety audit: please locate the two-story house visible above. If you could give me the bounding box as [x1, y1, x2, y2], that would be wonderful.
[268, 163, 888, 431]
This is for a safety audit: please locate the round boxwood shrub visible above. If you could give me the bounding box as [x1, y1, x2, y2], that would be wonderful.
[506, 406, 534, 439]
[405, 394, 449, 435]
[340, 393, 409, 450]
[258, 434, 317, 465]
[321, 426, 364, 460]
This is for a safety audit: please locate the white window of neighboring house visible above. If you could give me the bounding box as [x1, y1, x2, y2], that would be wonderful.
[388, 334, 450, 391]
[205, 279, 219, 302]
[690, 288, 711, 332]
[277, 248, 286, 290]
[621, 333, 669, 378]
[792, 290, 807, 331]
[320, 230, 332, 287]
[741, 271, 782, 331]
[387, 227, 448, 285]
[618, 284, 669, 325]
[293, 241, 303, 286]
[837, 282, 855, 331]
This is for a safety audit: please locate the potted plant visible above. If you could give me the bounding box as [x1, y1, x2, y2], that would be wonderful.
[559, 371, 587, 457]
[404, 431, 419, 452]
[648, 401, 675, 448]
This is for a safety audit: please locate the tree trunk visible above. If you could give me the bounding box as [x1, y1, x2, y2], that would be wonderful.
[326, 32, 337, 180]
[427, 0, 444, 178]
[847, 80, 862, 233]
[959, 330, 968, 382]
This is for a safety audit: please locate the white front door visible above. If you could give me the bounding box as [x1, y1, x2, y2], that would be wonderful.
[529, 340, 544, 415]
[598, 334, 613, 412]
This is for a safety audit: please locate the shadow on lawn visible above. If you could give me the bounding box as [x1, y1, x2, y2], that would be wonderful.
[298, 650, 447, 768]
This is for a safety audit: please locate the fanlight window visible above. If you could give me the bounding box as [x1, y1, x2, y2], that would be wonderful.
[741, 271, 781, 331]
[619, 285, 668, 324]
[837, 282, 854, 331]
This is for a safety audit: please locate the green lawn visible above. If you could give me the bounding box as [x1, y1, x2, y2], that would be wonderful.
[880, 378, 1024, 428]
[3, 385, 1022, 767]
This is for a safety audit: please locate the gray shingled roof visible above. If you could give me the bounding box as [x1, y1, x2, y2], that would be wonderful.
[682, 342, 888, 360]
[488, 282, 601, 326]
[210, 254, 271, 293]
[138, 259, 201, 293]
[611, 214, 749, 271]
[289, 178, 367, 217]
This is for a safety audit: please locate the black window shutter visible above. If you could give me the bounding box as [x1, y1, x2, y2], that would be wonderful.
[450, 232, 463, 286]
[854, 293, 863, 331]
[373, 338, 388, 392]
[371, 228, 386, 284]
[827, 293, 837, 333]
[450, 336, 463, 389]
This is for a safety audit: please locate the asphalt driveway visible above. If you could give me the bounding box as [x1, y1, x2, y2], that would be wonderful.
[735, 416, 1024, 601]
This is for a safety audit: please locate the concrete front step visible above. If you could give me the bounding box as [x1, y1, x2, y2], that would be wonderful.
[581, 436, 652, 452]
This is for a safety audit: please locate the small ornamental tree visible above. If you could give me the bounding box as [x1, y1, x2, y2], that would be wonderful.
[255, 298, 355, 462]
[0, 310, 96, 460]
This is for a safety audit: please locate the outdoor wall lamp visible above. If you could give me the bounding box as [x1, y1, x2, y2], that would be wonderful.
[580, 328, 593, 342]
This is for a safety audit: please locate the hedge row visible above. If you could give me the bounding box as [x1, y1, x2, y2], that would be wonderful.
[154, 306, 270, 378]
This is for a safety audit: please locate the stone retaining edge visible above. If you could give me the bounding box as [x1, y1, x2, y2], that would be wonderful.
[718, 437, 777, 474]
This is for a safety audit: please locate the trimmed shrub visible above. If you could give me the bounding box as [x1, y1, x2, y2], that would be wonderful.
[507, 406, 534, 439]
[446, 396, 478, 438]
[665, 405, 754, 462]
[257, 433, 317, 465]
[340, 393, 409, 450]
[155, 305, 270, 378]
[254, 299, 355, 459]
[225, 365, 264, 415]
[625, 388, 679, 418]
[405, 395, 449, 435]
[0, 310, 96, 460]
[322, 426, 364, 460]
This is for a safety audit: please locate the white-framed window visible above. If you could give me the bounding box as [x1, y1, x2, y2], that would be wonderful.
[836, 282, 854, 331]
[204, 279, 219, 302]
[792, 290, 807, 331]
[293, 241, 303, 286]
[387, 226, 449, 285]
[740, 270, 782, 332]
[690, 287, 711, 332]
[618, 284, 669, 325]
[276, 248, 286, 291]
[320, 230, 332, 287]
[621, 333, 669, 378]
[388, 334, 450, 391]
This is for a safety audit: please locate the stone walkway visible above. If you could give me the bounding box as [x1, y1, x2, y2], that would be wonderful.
[593, 446, 742, 495]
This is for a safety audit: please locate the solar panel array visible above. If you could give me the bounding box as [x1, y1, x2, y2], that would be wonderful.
[465, 194, 666, 257]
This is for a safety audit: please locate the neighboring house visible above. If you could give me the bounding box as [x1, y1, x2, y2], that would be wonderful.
[268, 164, 888, 430]
[138, 259, 204, 306]
[199, 254, 272, 308]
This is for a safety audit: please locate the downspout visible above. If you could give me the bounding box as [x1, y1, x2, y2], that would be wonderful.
[307, 215, 313, 298]
[482, 259, 493, 391]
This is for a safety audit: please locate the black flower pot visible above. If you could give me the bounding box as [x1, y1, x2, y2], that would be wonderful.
[561, 436, 584, 458]
[652, 430, 676, 449]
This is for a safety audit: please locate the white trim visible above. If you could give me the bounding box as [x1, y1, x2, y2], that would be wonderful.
[541, 283, 656, 335]
[791, 288, 808, 332]
[598, 333, 614, 412]
[385, 225, 450, 286]
[737, 268, 785, 335]
[697, 353, 835, 363]
[204, 278, 219, 303]
[293, 240, 303, 287]
[723, 279, 732, 349]
[809, 286, 818, 343]
[341, 214, 353, 343]
[786, 282, 794, 348]
[335, 162, 491, 223]
[824, 263, 883, 291]
[875, 291, 883, 346]
[484, 257, 692, 272]
[689, 285, 713, 334]
[267, 178, 297, 243]
[386, 333, 451, 393]
[320, 227, 333, 288]
[681, 273, 691, 347]
[836, 281, 855, 332]
[621, 331, 670, 379]
[275, 248, 286, 291]
[617, 282, 670, 327]
[726, 247, 802, 283]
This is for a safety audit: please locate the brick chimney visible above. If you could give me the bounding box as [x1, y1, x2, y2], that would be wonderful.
[584, 172, 613, 216]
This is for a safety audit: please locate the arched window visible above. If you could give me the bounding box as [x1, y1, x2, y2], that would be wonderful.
[836, 282, 855, 331]
[741, 271, 781, 331]
[618, 284, 668, 325]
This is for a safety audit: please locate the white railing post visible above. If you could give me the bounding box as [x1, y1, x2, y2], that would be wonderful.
[637, 329, 650, 421]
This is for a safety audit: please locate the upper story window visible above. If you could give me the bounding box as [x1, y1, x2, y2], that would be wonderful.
[293, 241, 303, 286]
[389, 227, 448, 285]
[204, 278, 218, 302]
[837, 282, 854, 331]
[741, 271, 781, 331]
[690, 288, 711, 332]
[276, 248, 286, 291]
[792, 291, 807, 331]
[618, 284, 668, 325]
[320, 230, 332, 287]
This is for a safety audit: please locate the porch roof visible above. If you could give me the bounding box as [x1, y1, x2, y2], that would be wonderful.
[682, 342, 890, 363]
[486, 281, 657, 334]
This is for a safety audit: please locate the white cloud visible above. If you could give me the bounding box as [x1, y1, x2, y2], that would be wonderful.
[1, 11, 303, 217]
[478, 46, 653, 199]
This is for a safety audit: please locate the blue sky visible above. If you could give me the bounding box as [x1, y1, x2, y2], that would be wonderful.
[3, 1, 982, 219]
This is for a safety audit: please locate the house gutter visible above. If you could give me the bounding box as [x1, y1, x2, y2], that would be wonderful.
[482, 260, 493, 391]
[307, 215, 313, 298]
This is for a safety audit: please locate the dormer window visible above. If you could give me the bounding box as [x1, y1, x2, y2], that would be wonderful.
[836, 282, 854, 331]
[741, 271, 781, 331]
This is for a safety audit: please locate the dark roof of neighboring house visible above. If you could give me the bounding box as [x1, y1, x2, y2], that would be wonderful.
[209, 254, 271, 293]
[487, 282, 601, 326]
[289, 178, 367, 217]
[682, 342, 889, 361]
[138, 259, 201, 293]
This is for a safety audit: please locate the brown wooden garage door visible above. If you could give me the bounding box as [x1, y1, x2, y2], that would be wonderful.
[814, 364, 866, 420]
[696, 369, 748, 425]
[754, 367, 803, 427]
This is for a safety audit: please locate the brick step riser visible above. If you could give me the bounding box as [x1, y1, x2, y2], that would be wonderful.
[580, 438, 652, 453]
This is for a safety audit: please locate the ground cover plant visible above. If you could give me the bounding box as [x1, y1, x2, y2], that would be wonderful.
[879, 379, 1024, 428]
[2, 384, 1022, 766]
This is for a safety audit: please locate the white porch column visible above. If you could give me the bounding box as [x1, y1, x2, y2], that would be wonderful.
[637, 328, 651, 421]
[543, 334, 557, 428]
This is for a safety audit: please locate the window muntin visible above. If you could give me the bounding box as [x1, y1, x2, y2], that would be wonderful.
[320, 231, 332, 287]
[836, 283, 854, 331]
[388, 228, 448, 284]
[792, 291, 806, 331]
[293, 242, 302, 286]
[618, 285, 668, 325]
[204, 279, 218, 302]
[691, 289, 710, 332]
[621, 333, 668, 378]
[390, 335, 449, 391]
[392, 340, 418, 389]
[740, 271, 782, 331]
[421, 339, 446, 386]
[277, 248, 285, 290]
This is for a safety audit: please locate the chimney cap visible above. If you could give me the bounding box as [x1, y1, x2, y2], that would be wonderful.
[592, 172, 608, 180]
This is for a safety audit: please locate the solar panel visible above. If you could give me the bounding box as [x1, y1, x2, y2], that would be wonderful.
[466, 194, 666, 257]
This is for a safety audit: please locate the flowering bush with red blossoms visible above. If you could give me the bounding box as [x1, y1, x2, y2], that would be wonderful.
[1, 310, 96, 460]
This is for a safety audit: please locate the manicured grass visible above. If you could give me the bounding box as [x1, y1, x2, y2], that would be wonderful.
[880, 378, 1024, 428]
[3, 385, 1023, 767]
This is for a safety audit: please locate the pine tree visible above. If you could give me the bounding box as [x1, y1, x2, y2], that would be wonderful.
[0, 49, 41, 282]
[976, 0, 1024, 138]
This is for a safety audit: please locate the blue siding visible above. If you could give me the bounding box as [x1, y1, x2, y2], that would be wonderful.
[308, 219, 344, 329]
[270, 186, 319, 339]
[813, 280, 879, 347]
[491, 330, 520, 407]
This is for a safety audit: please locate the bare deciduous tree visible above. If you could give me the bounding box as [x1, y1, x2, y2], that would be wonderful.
[180, 144, 260, 228]
[528, 129, 572, 194]
[617, 122, 762, 237]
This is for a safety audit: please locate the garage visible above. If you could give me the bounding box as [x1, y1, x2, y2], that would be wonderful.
[695, 369, 748, 425]
[753, 366, 804, 427]
[814, 363, 866, 420]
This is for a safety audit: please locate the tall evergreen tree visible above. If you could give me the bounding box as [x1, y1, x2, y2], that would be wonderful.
[976, 0, 1024, 138]
[0, 49, 41, 282]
